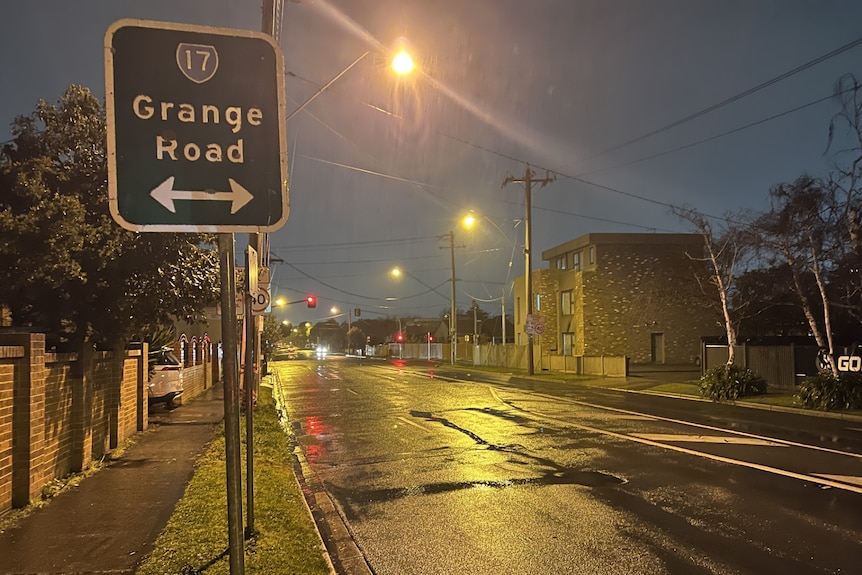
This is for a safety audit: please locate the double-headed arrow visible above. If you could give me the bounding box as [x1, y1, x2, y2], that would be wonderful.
[150, 176, 253, 214]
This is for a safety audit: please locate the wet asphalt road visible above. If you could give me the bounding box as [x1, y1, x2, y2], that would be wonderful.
[274, 357, 862, 575]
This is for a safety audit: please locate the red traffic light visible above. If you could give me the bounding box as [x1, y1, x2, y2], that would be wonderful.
[396, 333, 404, 343]
[306, 295, 317, 308]
[427, 334, 434, 342]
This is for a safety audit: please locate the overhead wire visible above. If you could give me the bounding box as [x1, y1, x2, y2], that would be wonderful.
[577, 89, 851, 178]
[275, 16, 862, 310]
[577, 34, 862, 165]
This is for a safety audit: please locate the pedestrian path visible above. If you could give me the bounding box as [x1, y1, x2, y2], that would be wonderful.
[0, 386, 224, 575]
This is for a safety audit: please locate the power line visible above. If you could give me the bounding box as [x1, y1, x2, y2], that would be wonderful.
[271, 234, 439, 251]
[578, 90, 846, 177]
[580, 34, 862, 164]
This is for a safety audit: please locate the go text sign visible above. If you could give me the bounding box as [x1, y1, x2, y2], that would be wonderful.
[105, 19, 288, 232]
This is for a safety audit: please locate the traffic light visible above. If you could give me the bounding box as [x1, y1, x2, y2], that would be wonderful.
[427, 333, 434, 342]
[396, 333, 404, 343]
[306, 295, 317, 308]
[354, 308, 361, 317]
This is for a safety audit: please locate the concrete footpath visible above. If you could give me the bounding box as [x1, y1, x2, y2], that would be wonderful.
[0, 385, 225, 575]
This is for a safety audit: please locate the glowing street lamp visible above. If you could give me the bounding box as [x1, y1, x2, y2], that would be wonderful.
[461, 211, 518, 347]
[392, 50, 415, 75]
[286, 47, 416, 123]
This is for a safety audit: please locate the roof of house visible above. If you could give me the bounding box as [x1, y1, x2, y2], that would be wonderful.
[541, 232, 703, 261]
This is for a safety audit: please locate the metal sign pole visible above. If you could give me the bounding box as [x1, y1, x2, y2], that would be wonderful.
[218, 233, 245, 574]
[243, 247, 257, 538]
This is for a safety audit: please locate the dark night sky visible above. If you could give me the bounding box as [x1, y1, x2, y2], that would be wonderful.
[3, 0, 862, 324]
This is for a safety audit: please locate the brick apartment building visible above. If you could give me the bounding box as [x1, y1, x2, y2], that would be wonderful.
[513, 233, 721, 364]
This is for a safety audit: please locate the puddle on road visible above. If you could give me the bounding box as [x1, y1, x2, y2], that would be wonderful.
[328, 469, 624, 521]
[324, 409, 625, 520]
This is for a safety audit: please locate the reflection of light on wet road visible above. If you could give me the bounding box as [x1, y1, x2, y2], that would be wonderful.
[633, 434, 785, 446]
[396, 416, 430, 432]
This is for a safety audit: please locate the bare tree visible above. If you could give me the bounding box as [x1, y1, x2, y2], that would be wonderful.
[826, 74, 862, 323]
[754, 176, 839, 375]
[673, 207, 752, 369]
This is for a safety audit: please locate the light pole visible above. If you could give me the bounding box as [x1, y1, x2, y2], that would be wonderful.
[447, 231, 457, 364]
[502, 165, 554, 375]
[462, 212, 518, 347]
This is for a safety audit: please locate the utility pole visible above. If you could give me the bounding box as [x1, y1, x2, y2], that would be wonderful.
[502, 164, 554, 375]
[501, 287, 506, 347]
[448, 231, 457, 364]
[439, 231, 464, 364]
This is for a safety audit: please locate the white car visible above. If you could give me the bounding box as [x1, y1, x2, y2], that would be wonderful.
[148, 348, 184, 407]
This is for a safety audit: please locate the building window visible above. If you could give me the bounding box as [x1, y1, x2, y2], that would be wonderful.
[516, 297, 520, 324]
[535, 293, 541, 312]
[589, 246, 595, 265]
[556, 255, 567, 269]
[562, 332, 574, 356]
[572, 251, 581, 271]
[561, 290, 574, 316]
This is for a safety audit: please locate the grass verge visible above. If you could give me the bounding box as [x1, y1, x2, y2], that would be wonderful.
[648, 382, 701, 396]
[136, 385, 331, 575]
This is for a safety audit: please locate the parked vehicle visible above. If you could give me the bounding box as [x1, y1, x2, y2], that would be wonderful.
[148, 347, 184, 408]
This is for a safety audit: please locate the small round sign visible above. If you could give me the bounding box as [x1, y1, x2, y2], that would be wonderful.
[251, 287, 270, 314]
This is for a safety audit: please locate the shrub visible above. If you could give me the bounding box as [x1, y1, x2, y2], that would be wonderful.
[795, 372, 862, 411]
[699, 365, 767, 401]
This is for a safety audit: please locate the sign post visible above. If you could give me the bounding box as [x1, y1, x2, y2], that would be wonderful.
[105, 19, 288, 574]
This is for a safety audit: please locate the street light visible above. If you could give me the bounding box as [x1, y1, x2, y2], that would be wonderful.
[462, 211, 518, 347]
[286, 47, 416, 123]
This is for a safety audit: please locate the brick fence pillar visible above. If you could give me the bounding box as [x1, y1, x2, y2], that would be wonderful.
[70, 346, 94, 473]
[137, 343, 148, 432]
[11, 333, 47, 508]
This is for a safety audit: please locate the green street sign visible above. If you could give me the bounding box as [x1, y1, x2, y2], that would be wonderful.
[105, 19, 288, 232]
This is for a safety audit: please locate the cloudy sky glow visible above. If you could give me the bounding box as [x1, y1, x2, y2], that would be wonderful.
[3, 0, 862, 325]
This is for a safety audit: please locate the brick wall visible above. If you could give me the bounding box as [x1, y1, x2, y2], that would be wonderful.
[0, 347, 21, 513]
[584, 242, 719, 363]
[42, 354, 76, 484]
[0, 334, 214, 516]
[519, 234, 723, 364]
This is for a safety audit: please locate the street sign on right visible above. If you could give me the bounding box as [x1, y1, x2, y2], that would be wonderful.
[525, 314, 545, 335]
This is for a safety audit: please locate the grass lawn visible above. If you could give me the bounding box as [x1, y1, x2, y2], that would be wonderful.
[136, 385, 331, 575]
[648, 382, 701, 396]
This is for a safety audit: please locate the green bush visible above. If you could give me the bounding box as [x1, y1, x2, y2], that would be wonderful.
[795, 372, 862, 411]
[699, 365, 767, 401]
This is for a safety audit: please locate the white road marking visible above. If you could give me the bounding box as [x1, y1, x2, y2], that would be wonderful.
[523, 392, 862, 459]
[812, 474, 862, 488]
[397, 416, 430, 432]
[632, 433, 784, 446]
[486, 386, 862, 495]
[597, 414, 656, 421]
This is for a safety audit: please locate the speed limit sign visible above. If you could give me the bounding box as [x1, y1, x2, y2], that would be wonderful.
[251, 287, 270, 315]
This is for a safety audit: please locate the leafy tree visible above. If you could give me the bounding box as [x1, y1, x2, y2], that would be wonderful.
[261, 313, 284, 359]
[733, 266, 811, 336]
[347, 325, 366, 351]
[0, 85, 219, 349]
